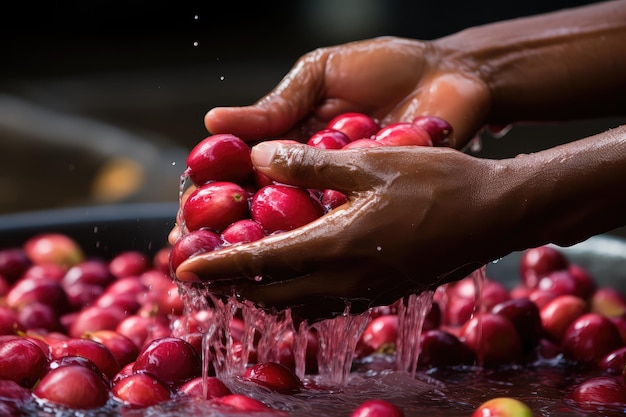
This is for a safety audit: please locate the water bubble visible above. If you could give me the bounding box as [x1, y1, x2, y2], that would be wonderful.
[194, 14, 199, 20]
[193, 41, 199, 47]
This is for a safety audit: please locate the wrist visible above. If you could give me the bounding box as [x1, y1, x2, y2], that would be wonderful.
[491, 125, 626, 254]
[433, 1, 626, 125]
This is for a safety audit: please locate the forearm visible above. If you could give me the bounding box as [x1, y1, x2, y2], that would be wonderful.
[496, 124, 626, 254]
[434, 0, 626, 125]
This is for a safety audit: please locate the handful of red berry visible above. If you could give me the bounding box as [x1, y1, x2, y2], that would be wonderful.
[171, 113, 453, 270]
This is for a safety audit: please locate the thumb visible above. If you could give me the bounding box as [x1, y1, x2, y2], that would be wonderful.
[251, 141, 382, 192]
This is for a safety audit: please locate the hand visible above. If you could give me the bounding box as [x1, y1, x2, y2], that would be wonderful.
[173, 2, 626, 321]
[176, 142, 515, 320]
[204, 37, 490, 150]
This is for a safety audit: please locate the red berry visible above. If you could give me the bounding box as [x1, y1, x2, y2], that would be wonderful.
[186, 134, 253, 185]
[111, 372, 172, 407]
[412, 115, 453, 146]
[375, 123, 432, 147]
[221, 219, 265, 245]
[170, 229, 222, 271]
[251, 184, 324, 234]
[133, 336, 202, 387]
[243, 361, 303, 394]
[34, 365, 110, 409]
[327, 112, 380, 141]
[307, 129, 351, 149]
[350, 399, 404, 417]
[182, 181, 249, 232]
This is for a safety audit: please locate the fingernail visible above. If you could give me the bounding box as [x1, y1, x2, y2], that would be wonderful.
[251, 142, 279, 167]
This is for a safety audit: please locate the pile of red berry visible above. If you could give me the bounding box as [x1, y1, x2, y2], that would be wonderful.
[4, 110, 626, 416]
[356, 245, 626, 415]
[2, 233, 626, 415]
[171, 112, 452, 270]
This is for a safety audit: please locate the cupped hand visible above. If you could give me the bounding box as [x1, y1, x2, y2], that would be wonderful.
[176, 142, 514, 320]
[204, 36, 490, 150]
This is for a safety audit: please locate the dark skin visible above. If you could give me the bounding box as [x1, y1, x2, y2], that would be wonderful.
[172, 0, 626, 320]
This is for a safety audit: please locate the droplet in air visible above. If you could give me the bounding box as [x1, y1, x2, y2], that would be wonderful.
[219, 76, 225, 81]
[376, 245, 382, 252]
[193, 41, 199, 47]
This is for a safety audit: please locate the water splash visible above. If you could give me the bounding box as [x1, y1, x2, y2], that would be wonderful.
[313, 306, 370, 386]
[470, 266, 487, 366]
[395, 291, 434, 377]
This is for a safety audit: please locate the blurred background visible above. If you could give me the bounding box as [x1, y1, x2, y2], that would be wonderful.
[1, 0, 624, 237]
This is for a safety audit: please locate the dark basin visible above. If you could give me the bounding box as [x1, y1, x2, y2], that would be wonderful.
[0, 202, 178, 258]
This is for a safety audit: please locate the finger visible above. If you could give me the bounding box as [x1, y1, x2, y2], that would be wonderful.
[204, 50, 329, 141]
[250, 141, 389, 192]
[390, 72, 490, 149]
[168, 225, 181, 246]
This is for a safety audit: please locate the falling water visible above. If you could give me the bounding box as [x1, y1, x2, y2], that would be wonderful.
[470, 266, 487, 366]
[180, 288, 372, 389]
[312, 306, 370, 386]
[395, 291, 435, 377]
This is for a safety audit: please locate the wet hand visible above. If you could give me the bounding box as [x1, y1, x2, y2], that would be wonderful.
[175, 142, 508, 320]
[204, 37, 490, 150]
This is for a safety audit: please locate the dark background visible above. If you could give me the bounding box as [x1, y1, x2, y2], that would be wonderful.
[1, 0, 622, 220]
